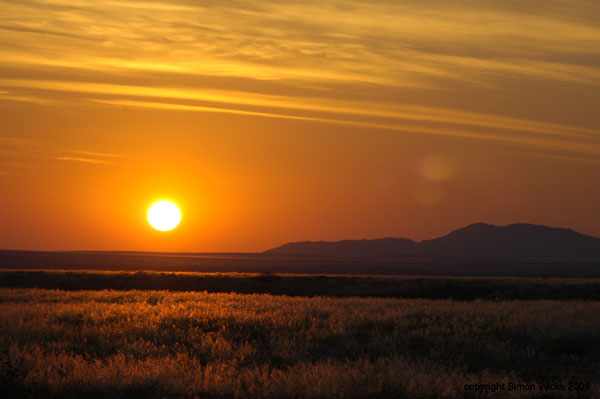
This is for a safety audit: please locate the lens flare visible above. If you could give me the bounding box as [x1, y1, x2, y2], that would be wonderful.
[419, 154, 457, 182]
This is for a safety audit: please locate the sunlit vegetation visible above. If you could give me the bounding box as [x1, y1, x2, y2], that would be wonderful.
[1, 288, 599, 398]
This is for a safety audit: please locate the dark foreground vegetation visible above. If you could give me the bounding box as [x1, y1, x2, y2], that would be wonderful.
[2, 269, 600, 300]
[2, 288, 600, 398]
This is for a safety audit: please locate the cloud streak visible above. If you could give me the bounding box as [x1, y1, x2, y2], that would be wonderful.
[90, 98, 600, 161]
[0, 135, 127, 174]
[55, 156, 116, 165]
[2, 77, 598, 146]
[0, 137, 30, 145]
[68, 150, 129, 159]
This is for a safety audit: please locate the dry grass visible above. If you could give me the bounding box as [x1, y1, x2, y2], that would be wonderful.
[1, 288, 600, 398]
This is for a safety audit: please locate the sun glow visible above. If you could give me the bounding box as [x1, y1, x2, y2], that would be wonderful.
[148, 201, 181, 231]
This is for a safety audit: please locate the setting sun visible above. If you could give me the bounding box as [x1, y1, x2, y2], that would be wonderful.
[148, 201, 181, 231]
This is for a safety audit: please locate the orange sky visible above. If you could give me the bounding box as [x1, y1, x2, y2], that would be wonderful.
[1, 0, 599, 251]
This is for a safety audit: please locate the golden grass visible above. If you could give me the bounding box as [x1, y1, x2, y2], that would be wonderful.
[1, 288, 599, 398]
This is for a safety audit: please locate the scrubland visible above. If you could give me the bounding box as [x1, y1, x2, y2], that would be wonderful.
[1, 286, 599, 398]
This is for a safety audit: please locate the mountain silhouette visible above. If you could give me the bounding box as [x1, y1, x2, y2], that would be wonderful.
[265, 223, 600, 259]
[265, 237, 417, 257]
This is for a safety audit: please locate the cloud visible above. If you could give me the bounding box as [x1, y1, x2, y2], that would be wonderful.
[2, 77, 597, 137]
[3, 0, 599, 87]
[0, 137, 30, 145]
[0, 136, 126, 173]
[91, 98, 600, 160]
[55, 157, 116, 165]
[68, 150, 129, 159]
[1, 0, 599, 160]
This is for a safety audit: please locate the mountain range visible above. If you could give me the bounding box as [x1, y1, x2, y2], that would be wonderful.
[264, 223, 600, 259]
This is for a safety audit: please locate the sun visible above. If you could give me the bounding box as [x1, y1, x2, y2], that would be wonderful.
[148, 201, 181, 231]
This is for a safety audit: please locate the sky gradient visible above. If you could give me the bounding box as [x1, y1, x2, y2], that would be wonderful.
[1, 0, 599, 251]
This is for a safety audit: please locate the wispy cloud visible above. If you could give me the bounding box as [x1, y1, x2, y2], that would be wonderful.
[0, 137, 30, 145]
[1, 0, 599, 160]
[68, 150, 129, 159]
[55, 156, 116, 165]
[0, 135, 126, 173]
[2, 77, 598, 157]
[93, 98, 600, 160]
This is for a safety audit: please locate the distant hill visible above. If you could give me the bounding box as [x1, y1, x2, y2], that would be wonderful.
[264, 237, 417, 257]
[265, 223, 600, 259]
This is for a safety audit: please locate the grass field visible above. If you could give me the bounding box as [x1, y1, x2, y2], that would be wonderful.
[1, 275, 600, 398]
